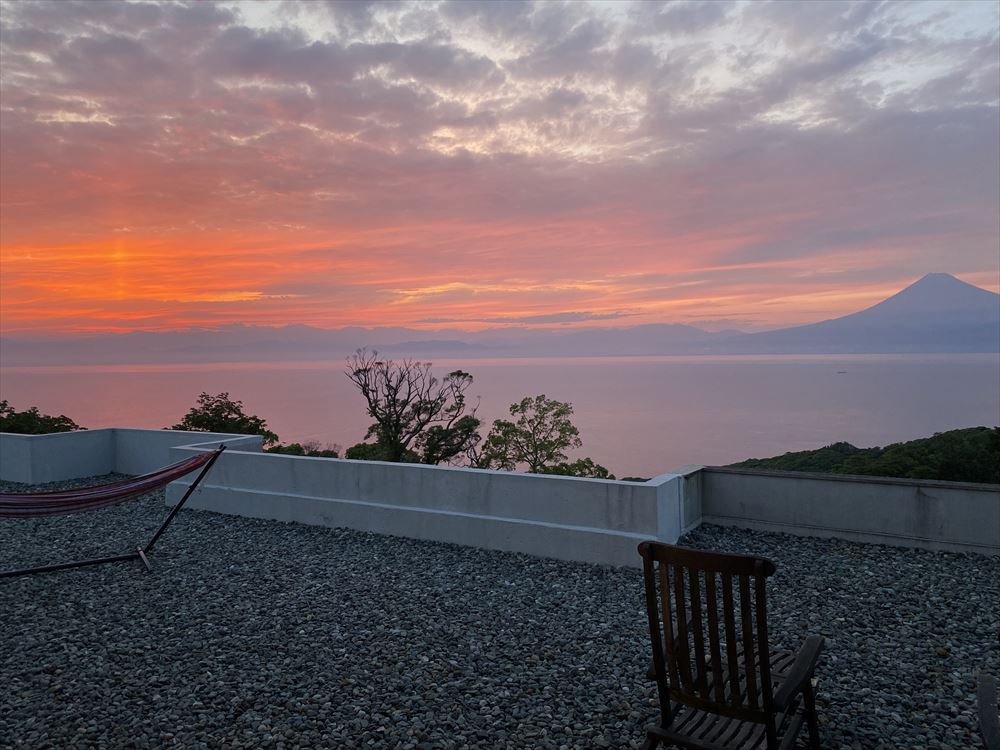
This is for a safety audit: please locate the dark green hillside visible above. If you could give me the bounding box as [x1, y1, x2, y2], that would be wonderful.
[730, 427, 1000, 484]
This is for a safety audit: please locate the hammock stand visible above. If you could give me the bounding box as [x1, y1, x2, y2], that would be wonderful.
[0, 445, 226, 579]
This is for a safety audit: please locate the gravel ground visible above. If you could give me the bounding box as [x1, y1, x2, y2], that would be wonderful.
[1, 475, 997, 750]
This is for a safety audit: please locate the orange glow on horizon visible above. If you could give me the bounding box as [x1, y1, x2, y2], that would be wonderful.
[5, 220, 996, 337]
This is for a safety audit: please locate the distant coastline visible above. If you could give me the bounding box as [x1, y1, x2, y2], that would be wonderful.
[2, 354, 997, 479]
[728, 426, 1000, 485]
[2, 274, 997, 367]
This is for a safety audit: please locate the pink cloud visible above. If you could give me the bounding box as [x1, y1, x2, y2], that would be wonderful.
[0, 0, 997, 335]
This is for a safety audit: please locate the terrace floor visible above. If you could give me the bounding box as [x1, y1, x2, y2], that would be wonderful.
[1, 476, 997, 749]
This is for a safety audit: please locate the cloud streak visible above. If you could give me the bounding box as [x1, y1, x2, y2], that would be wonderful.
[0, 0, 997, 335]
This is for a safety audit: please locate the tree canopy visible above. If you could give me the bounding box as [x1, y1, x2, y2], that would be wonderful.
[730, 426, 1000, 484]
[267, 441, 340, 458]
[168, 392, 280, 446]
[540, 457, 616, 479]
[473, 395, 614, 478]
[0, 400, 82, 434]
[344, 349, 481, 464]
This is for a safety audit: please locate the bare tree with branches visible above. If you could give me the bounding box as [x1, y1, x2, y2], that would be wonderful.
[344, 348, 481, 464]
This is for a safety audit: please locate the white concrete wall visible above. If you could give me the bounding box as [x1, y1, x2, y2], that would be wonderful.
[0, 434, 35, 483]
[2, 428, 676, 567]
[167, 447, 678, 567]
[0, 430, 114, 483]
[7, 428, 996, 566]
[697, 467, 1000, 555]
[666, 464, 705, 535]
[114, 429, 262, 474]
[0, 429, 262, 483]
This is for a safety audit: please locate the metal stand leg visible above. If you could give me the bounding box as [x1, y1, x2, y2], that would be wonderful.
[0, 445, 226, 579]
[0, 552, 140, 579]
[142, 445, 225, 555]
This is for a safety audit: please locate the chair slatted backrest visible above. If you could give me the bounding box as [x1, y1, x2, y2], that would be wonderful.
[639, 541, 779, 729]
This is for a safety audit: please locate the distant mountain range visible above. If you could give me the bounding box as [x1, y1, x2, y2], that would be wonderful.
[1, 273, 997, 366]
[721, 272, 1000, 354]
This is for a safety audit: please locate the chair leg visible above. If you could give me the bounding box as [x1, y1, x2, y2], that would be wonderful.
[803, 680, 821, 749]
[640, 735, 659, 750]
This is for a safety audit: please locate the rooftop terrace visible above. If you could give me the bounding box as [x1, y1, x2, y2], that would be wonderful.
[2, 482, 997, 750]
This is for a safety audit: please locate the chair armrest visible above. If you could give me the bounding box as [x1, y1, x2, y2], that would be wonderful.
[773, 635, 824, 710]
[980, 674, 1000, 750]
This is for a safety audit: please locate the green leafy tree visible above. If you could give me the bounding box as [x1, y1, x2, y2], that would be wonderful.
[542, 457, 616, 479]
[168, 392, 279, 446]
[267, 441, 340, 458]
[0, 400, 83, 434]
[344, 349, 481, 464]
[344, 441, 418, 462]
[474, 395, 614, 478]
[730, 426, 999, 484]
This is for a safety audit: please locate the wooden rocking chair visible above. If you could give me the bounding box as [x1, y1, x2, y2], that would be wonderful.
[638, 541, 824, 750]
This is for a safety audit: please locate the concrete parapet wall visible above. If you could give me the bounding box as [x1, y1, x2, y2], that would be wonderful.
[666, 464, 705, 535]
[114, 430, 262, 474]
[6, 428, 996, 565]
[699, 467, 1000, 555]
[0, 429, 262, 483]
[1, 428, 677, 567]
[0, 430, 114, 483]
[167, 447, 677, 567]
[0, 434, 35, 484]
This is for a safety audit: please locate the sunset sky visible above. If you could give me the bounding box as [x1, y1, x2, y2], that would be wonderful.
[1, 0, 998, 336]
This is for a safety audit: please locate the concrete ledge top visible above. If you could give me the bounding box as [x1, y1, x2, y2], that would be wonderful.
[704, 465, 1000, 493]
[172, 445, 645, 487]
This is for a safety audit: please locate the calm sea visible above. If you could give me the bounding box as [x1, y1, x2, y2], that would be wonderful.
[1, 354, 997, 478]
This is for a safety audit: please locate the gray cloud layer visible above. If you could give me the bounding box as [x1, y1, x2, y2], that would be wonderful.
[1, 0, 997, 331]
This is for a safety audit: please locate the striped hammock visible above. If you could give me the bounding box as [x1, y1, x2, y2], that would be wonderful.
[0, 448, 223, 518]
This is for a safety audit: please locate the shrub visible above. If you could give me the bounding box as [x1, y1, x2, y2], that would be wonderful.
[0, 400, 83, 434]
